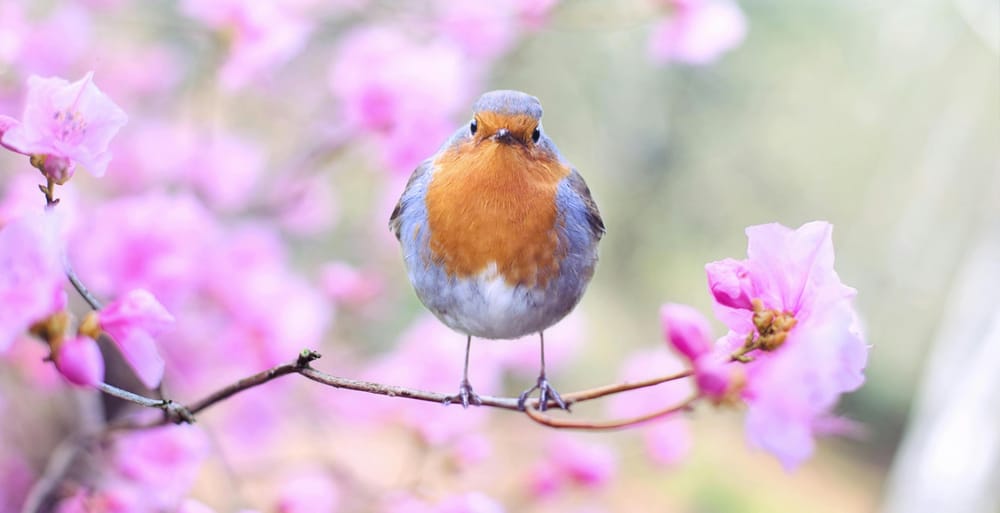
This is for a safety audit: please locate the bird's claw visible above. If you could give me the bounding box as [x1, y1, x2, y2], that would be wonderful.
[444, 379, 482, 408]
[517, 374, 568, 412]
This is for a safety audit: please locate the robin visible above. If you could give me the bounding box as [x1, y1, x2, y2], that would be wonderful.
[389, 90, 604, 411]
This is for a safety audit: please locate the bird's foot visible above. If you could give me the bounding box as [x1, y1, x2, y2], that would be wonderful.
[443, 379, 482, 408]
[517, 374, 569, 412]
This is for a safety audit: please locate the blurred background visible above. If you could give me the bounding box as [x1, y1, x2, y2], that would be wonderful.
[0, 0, 998, 512]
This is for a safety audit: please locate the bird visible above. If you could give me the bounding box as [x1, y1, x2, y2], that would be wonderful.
[389, 90, 605, 411]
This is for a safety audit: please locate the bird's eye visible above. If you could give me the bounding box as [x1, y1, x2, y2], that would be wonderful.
[531, 127, 541, 143]
[470, 119, 478, 135]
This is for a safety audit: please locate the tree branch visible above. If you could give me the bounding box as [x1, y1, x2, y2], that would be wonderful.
[99, 349, 699, 432]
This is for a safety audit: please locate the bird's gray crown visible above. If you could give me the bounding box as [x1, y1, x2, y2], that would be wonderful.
[472, 90, 543, 120]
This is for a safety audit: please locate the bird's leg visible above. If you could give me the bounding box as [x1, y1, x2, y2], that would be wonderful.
[517, 331, 568, 412]
[444, 335, 482, 408]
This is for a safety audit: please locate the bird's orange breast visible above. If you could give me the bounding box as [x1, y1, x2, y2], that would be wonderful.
[425, 140, 571, 288]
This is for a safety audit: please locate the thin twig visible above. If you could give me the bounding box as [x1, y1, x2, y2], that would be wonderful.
[97, 349, 701, 432]
[64, 261, 103, 310]
[523, 395, 699, 430]
[19, 435, 85, 513]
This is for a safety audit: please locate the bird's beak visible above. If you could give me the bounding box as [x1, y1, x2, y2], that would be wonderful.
[492, 128, 515, 145]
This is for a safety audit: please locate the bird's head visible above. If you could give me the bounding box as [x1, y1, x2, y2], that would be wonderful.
[468, 90, 546, 148]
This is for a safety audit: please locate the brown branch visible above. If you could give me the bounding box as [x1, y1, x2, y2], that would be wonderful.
[523, 395, 699, 430]
[98, 349, 700, 432]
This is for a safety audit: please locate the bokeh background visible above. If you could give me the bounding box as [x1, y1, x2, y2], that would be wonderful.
[1, 0, 998, 512]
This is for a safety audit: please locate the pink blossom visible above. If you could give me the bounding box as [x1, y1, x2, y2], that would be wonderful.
[706, 221, 868, 469]
[98, 289, 174, 388]
[1, 72, 127, 179]
[0, 212, 64, 352]
[182, 0, 311, 90]
[526, 461, 562, 498]
[54, 335, 104, 387]
[276, 469, 341, 513]
[649, 0, 747, 65]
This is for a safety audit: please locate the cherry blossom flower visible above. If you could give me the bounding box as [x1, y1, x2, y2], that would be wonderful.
[1, 72, 127, 180]
[0, 212, 64, 352]
[96, 289, 174, 388]
[649, 0, 747, 65]
[705, 221, 868, 469]
[53, 335, 104, 387]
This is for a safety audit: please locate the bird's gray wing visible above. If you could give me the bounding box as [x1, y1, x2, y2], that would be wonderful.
[564, 169, 606, 241]
[388, 160, 432, 240]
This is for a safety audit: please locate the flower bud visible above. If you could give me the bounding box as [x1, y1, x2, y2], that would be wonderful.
[705, 258, 754, 310]
[53, 336, 104, 387]
[660, 303, 713, 362]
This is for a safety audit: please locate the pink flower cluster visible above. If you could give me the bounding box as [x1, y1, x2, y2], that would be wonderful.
[662, 221, 868, 469]
[648, 0, 747, 65]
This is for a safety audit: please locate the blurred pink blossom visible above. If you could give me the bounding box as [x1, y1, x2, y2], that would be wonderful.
[177, 500, 217, 513]
[70, 193, 220, 308]
[0, 453, 34, 512]
[706, 221, 868, 469]
[0, 212, 64, 352]
[272, 173, 340, 236]
[1, 72, 127, 179]
[449, 433, 493, 470]
[320, 261, 384, 307]
[185, 133, 265, 211]
[11, 4, 94, 77]
[608, 348, 693, 466]
[182, 0, 311, 90]
[359, 315, 500, 444]
[99, 289, 174, 388]
[111, 425, 209, 508]
[649, 0, 747, 65]
[534, 434, 617, 490]
[436, 492, 505, 513]
[53, 335, 104, 387]
[515, 0, 561, 30]
[276, 468, 341, 513]
[329, 26, 473, 174]
[435, 2, 518, 59]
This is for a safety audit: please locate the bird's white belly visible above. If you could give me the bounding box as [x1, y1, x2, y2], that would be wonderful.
[410, 263, 560, 339]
